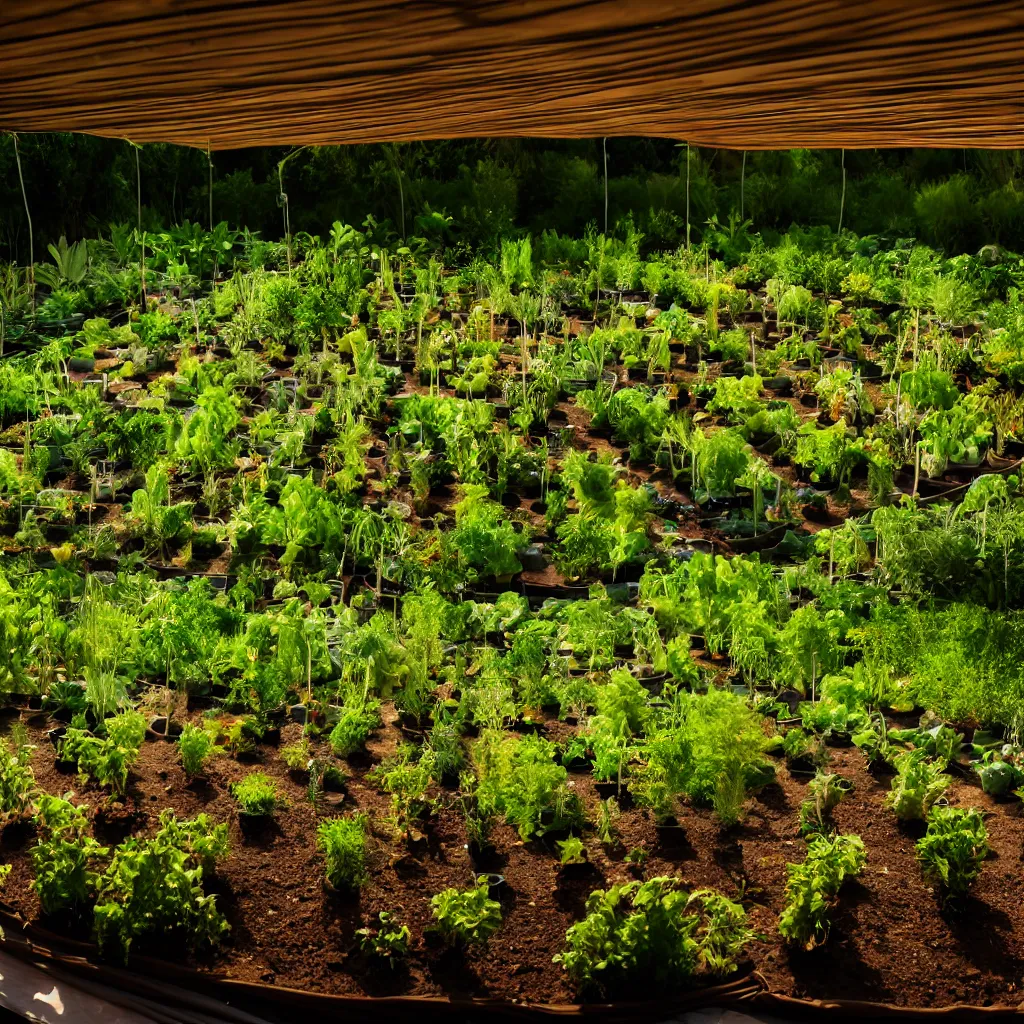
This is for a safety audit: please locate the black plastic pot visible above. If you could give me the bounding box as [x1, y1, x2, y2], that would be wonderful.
[519, 545, 547, 573]
[146, 716, 183, 742]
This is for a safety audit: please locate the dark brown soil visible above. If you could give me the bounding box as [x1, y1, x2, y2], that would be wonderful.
[3, 710, 1023, 1008]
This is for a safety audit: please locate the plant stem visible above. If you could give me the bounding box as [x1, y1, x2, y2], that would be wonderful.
[602, 137, 608, 237]
[685, 142, 691, 250]
[838, 149, 846, 236]
[11, 134, 35, 313]
[740, 150, 746, 221]
[135, 144, 147, 309]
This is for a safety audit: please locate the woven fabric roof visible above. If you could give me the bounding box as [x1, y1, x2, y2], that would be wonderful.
[2, 0, 1023, 150]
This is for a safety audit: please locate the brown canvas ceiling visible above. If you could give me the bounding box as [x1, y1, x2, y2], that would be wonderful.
[2, 0, 1023, 151]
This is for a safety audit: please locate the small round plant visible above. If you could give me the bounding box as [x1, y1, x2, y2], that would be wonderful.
[231, 771, 281, 818]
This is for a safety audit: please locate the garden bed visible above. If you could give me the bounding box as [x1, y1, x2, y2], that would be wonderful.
[0, 219, 1023, 1013]
[0, 708, 1022, 1009]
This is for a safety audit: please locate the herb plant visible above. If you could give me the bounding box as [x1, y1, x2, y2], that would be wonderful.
[317, 813, 368, 891]
[178, 723, 215, 778]
[32, 794, 108, 916]
[93, 811, 229, 962]
[231, 772, 281, 817]
[0, 736, 37, 821]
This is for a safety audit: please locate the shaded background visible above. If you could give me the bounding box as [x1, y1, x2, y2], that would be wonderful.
[3, 136, 1024, 262]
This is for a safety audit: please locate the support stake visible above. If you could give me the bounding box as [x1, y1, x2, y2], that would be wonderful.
[740, 150, 746, 221]
[602, 137, 609, 236]
[838, 148, 846, 236]
[11, 134, 34, 313]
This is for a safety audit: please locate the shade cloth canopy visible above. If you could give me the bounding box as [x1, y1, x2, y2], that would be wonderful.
[2, 0, 1023, 150]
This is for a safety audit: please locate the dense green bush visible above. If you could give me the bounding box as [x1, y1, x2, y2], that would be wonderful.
[93, 811, 229, 961]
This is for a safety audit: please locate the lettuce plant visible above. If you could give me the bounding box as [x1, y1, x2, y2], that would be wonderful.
[916, 806, 988, 902]
[450, 484, 523, 580]
[555, 878, 753, 992]
[778, 833, 866, 949]
[886, 750, 949, 821]
[430, 882, 501, 945]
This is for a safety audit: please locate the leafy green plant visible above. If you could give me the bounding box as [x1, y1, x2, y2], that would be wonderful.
[60, 711, 147, 796]
[178, 724, 215, 778]
[778, 833, 866, 949]
[0, 735, 37, 821]
[317, 813, 368, 890]
[44, 679, 89, 718]
[430, 881, 502, 945]
[632, 688, 771, 822]
[36, 235, 89, 289]
[795, 421, 857, 486]
[691, 428, 750, 499]
[93, 810, 229, 962]
[356, 910, 410, 964]
[367, 745, 432, 838]
[799, 771, 852, 837]
[974, 749, 1024, 796]
[918, 403, 992, 477]
[901, 355, 958, 411]
[32, 794, 109, 916]
[557, 835, 587, 866]
[473, 731, 583, 839]
[707, 374, 763, 420]
[916, 806, 988, 903]
[281, 737, 312, 771]
[888, 723, 964, 768]
[595, 796, 621, 845]
[450, 484, 523, 579]
[328, 687, 382, 756]
[231, 771, 281, 817]
[554, 877, 753, 992]
[886, 750, 949, 821]
[125, 463, 194, 557]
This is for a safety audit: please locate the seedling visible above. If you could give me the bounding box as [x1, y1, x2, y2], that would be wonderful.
[318, 813, 368, 891]
[356, 910, 411, 964]
[916, 806, 988, 903]
[430, 882, 502, 945]
[557, 835, 587, 866]
[178, 723, 215, 778]
[231, 772, 281, 817]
